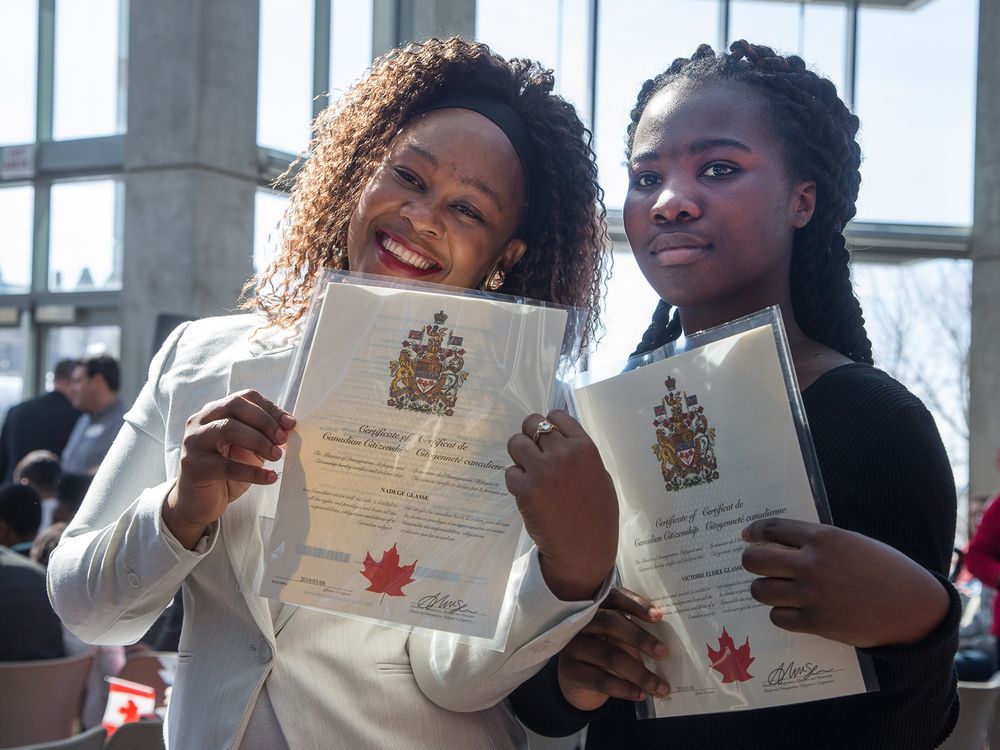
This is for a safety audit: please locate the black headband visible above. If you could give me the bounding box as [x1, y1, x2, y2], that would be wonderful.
[418, 95, 540, 237]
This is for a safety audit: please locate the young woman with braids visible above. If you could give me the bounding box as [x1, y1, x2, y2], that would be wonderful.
[510, 41, 959, 748]
[48, 38, 619, 749]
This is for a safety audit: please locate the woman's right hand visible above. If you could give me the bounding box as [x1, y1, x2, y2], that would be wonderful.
[557, 587, 670, 711]
[162, 389, 296, 549]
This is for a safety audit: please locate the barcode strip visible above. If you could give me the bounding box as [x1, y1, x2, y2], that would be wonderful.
[414, 566, 460, 583]
[295, 544, 351, 563]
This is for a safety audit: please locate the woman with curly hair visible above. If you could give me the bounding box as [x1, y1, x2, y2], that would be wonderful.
[511, 41, 959, 748]
[48, 38, 618, 749]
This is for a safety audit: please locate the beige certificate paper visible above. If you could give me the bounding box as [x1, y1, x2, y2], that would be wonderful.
[574, 317, 871, 717]
[260, 279, 569, 639]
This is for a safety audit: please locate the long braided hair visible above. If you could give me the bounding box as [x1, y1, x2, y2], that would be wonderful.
[630, 41, 873, 365]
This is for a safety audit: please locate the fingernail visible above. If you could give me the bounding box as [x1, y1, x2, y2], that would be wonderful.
[740, 526, 751, 540]
[654, 643, 667, 658]
[275, 429, 287, 444]
[648, 606, 662, 620]
[656, 682, 670, 697]
[280, 413, 296, 428]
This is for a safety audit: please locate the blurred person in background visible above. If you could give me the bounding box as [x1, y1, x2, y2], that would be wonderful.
[0, 359, 80, 483]
[30, 521, 68, 567]
[14, 450, 61, 530]
[952, 494, 996, 680]
[0, 481, 64, 661]
[963, 450, 1000, 671]
[22, 510, 127, 729]
[53, 472, 94, 526]
[62, 355, 127, 475]
[0, 482, 42, 555]
[969, 493, 993, 546]
[0, 544, 65, 661]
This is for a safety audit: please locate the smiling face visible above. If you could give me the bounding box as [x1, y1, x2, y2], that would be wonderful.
[623, 81, 816, 328]
[346, 108, 528, 289]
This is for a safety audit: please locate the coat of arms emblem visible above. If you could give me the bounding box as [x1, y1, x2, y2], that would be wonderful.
[388, 310, 468, 416]
[651, 376, 719, 491]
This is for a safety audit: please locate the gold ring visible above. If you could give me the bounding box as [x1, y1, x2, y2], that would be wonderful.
[532, 419, 559, 443]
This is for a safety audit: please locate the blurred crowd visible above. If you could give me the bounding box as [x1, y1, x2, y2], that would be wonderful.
[0, 354, 157, 729]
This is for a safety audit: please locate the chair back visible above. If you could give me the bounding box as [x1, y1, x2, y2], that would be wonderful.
[103, 721, 164, 750]
[7, 726, 106, 750]
[0, 650, 94, 748]
[114, 653, 176, 709]
[939, 673, 1000, 750]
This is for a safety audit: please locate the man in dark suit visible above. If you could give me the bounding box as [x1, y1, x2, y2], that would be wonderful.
[0, 360, 81, 483]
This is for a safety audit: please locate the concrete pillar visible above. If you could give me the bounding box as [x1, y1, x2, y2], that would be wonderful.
[120, 0, 259, 399]
[970, 0, 1000, 499]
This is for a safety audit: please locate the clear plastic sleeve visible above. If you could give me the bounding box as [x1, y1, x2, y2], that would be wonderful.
[573, 306, 878, 718]
[246, 270, 583, 650]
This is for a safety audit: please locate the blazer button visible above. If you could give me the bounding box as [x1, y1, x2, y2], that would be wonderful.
[257, 640, 273, 664]
[127, 573, 140, 588]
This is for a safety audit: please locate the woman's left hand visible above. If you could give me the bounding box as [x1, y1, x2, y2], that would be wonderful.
[742, 518, 950, 648]
[506, 410, 618, 601]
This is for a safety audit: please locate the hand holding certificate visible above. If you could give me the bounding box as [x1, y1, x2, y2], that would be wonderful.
[506, 410, 619, 603]
[259, 273, 593, 642]
[741, 516, 952, 649]
[571, 308, 876, 718]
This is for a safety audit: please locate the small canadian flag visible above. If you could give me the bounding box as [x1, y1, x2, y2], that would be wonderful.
[101, 677, 157, 735]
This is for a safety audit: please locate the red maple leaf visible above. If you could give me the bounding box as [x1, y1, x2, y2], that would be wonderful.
[361, 543, 417, 596]
[707, 627, 754, 683]
[118, 699, 140, 722]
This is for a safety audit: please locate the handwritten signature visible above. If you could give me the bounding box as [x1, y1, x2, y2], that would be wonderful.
[415, 592, 478, 616]
[766, 661, 836, 686]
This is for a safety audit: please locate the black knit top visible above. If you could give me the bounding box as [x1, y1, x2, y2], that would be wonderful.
[511, 363, 960, 749]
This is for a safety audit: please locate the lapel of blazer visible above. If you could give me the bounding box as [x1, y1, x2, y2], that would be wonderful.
[224, 334, 297, 640]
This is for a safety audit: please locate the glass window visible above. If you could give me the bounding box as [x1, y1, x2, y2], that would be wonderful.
[475, 0, 592, 119]
[49, 179, 122, 292]
[0, 3, 38, 145]
[0, 186, 34, 294]
[854, 0, 977, 225]
[53, 0, 124, 140]
[852, 258, 971, 499]
[258, 0, 315, 155]
[594, 0, 720, 209]
[557, 0, 595, 120]
[330, 0, 373, 103]
[729, 1, 846, 95]
[44, 325, 121, 374]
[0, 328, 26, 417]
[589, 247, 662, 371]
[253, 188, 291, 273]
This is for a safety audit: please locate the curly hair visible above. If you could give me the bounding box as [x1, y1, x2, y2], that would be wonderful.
[629, 40, 873, 365]
[245, 37, 609, 348]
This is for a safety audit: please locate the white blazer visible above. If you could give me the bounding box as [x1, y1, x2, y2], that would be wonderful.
[48, 314, 605, 750]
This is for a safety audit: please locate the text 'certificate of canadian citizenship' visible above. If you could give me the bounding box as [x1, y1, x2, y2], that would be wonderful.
[259, 280, 569, 639]
[574, 317, 870, 717]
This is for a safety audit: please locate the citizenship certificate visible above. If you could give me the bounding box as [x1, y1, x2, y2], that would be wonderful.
[573, 312, 872, 717]
[260, 278, 569, 639]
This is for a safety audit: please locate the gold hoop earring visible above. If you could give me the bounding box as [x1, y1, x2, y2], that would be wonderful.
[483, 266, 505, 292]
